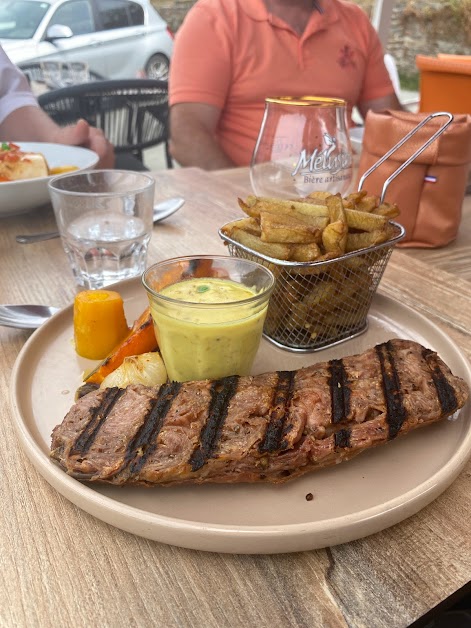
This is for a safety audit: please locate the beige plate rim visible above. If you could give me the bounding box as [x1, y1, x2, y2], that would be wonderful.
[9, 279, 471, 554]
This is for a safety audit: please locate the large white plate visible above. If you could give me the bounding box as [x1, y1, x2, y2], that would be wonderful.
[10, 279, 471, 554]
[0, 142, 98, 217]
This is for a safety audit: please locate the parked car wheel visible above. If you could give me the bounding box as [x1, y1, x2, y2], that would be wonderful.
[145, 53, 169, 80]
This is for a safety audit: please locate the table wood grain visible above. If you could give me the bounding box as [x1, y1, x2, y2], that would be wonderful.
[1, 167, 470, 628]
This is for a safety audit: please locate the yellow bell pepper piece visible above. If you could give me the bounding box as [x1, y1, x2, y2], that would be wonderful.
[74, 290, 130, 360]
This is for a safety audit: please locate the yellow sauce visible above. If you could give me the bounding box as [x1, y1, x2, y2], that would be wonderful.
[149, 277, 269, 382]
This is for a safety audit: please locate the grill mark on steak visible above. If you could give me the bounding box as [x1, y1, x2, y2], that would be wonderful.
[422, 348, 459, 415]
[329, 359, 351, 424]
[376, 341, 407, 439]
[71, 387, 125, 455]
[190, 376, 239, 471]
[121, 381, 182, 477]
[259, 371, 296, 453]
[334, 428, 351, 449]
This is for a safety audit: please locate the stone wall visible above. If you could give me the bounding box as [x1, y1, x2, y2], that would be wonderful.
[357, 0, 471, 78]
[151, 0, 196, 33]
[151, 0, 471, 78]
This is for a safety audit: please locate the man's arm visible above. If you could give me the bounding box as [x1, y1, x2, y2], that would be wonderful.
[169, 102, 235, 170]
[357, 92, 404, 120]
[1, 105, 115, 168]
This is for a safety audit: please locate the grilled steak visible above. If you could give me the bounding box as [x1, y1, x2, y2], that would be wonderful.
[50, 339, 469, 486]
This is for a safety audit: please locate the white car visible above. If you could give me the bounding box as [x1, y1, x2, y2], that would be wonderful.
[0, 0, 174, 80]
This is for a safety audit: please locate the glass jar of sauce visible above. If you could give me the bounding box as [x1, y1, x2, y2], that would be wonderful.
[142, 255, 275, 382]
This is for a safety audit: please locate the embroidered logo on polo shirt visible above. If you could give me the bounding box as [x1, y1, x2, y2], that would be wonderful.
[338, 45, 356, 69]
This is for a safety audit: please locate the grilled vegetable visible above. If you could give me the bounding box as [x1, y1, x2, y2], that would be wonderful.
[74, 290, 129, 360]
[84, 307, 158, 385]
[100, 352, 167, 389]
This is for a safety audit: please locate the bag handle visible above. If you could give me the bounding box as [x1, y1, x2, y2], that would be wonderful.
[358, 111, 454, 202]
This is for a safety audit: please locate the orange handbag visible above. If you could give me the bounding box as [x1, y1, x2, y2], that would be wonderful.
[356, 110, 471, 248]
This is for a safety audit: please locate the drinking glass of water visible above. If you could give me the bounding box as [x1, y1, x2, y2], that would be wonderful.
[49, 170, 155, 289]
[40, 60, 64, 87]
[63, 61, 90, 85]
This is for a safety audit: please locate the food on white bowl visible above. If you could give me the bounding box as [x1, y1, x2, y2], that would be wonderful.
[0, 142, 99, 217]
[0, 141, 80, 182]
[0, 142, 49, 181]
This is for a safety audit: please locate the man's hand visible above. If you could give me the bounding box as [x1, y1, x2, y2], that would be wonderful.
[51, 118, 115, 169]
[1, 106, 115, 168]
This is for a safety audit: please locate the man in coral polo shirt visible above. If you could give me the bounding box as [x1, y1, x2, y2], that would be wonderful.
[169, 0, 402, 169]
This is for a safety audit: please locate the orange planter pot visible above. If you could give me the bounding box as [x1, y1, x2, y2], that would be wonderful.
[416, 54, 471, 115]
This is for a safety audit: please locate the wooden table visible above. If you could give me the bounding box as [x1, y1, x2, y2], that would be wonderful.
[1, 167, 470, 628]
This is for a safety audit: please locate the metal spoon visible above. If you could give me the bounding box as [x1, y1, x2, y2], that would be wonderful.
[15, 197, 185, 244]
[0, 304, 61, 329]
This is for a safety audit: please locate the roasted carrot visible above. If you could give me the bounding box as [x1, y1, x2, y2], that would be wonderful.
[84, 307, 158, 385]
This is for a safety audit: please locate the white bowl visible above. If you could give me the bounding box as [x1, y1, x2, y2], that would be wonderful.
[0, 142, 99, 217]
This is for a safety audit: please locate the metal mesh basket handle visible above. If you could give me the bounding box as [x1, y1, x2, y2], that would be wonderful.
[358, 111, 454, 202]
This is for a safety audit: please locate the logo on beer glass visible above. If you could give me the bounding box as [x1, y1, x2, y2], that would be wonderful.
[291, 133, 353, 188]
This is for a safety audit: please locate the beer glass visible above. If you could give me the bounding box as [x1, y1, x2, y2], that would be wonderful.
[250, 96, 353, 198]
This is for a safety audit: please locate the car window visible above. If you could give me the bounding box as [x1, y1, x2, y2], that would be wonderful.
[48, 0, 94, 36]
[98, 0, 144, 30]
[127, 1, 144, 26]
[0, 1, 50, 39]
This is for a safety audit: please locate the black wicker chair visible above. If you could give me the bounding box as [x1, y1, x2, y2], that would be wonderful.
[38, 79, 172, 169]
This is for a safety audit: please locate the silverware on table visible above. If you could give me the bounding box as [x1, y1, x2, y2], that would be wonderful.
[0, 304, 61, 329]
[15, 197, 185, 244]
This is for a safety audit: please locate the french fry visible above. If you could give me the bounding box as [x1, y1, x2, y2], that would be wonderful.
[290, 242, 322, 262]
[240, 196, 329, 219]
[326, 194, 347, 223]
[345, 208, 388, 232]
[343, 190, 367, 205]
[324, 195, 348, 254]
[355, 196, 379, 212]
[288, 213, 329, 229]
[231, 216, 261, 236]
[260, 212, 321, 244]
[226, 226, 292, 260]
[322, 220, 348, 255]
[321, 304, 370, 330]
[373, 202, 400, 218]
[307, 191, 331, 202]
[339, 255, 369, 271]
[301, 280, 337, 308]
[345, 229, 390, 252]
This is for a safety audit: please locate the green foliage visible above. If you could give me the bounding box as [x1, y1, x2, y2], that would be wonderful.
[399, 71, 420, 91]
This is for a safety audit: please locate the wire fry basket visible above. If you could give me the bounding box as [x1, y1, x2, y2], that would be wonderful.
[219, 112, 453, 352]
[219, 222, 405, 352]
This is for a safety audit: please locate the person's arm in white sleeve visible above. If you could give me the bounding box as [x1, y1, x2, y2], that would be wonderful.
[0, 47, 114, 168]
